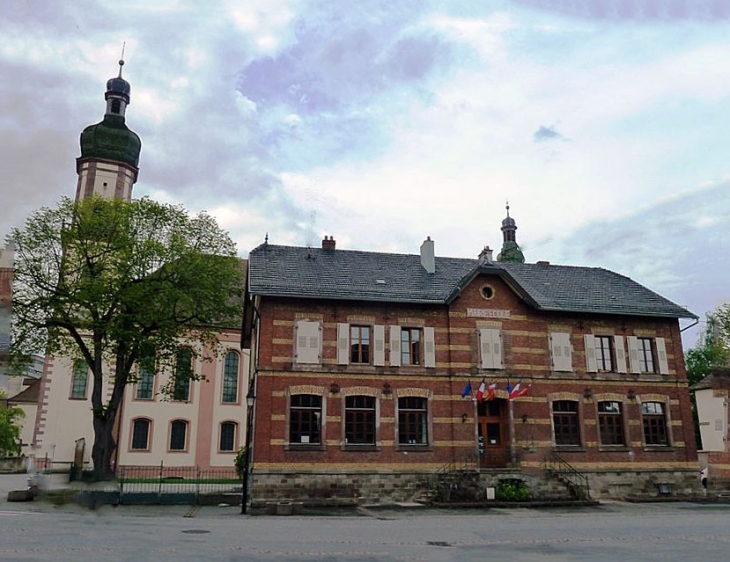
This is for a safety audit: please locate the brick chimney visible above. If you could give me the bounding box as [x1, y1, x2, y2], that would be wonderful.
[420, 236, 435, 274]
[321, 236, 336, 251]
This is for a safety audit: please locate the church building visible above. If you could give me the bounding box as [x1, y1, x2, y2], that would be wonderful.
[31, 62, 249, 473]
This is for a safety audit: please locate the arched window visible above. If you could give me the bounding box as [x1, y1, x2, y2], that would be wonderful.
[131, 419, 151, 450]
[642, 402, 669, 446]
[398, 397, 428, 445]
[219, 422, 237, 452]
[71, 361, 88, 399]
[345, 395, 376, 445]
[136, 346, 156, 400]
[597, 401, 625, 446]
[169, 420, 188, 451]
[222, 352, 239, 403]
[552, 400, 580, 446]
[173, 348, 192, 401]
[111, 99, 121, 114]
[289, 394, 322, 445]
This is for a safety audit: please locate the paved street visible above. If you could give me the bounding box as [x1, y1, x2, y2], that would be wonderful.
[2, 475, 730, 561]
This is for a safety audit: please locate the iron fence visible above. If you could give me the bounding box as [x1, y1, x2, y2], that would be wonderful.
[118, 463, 242, 504]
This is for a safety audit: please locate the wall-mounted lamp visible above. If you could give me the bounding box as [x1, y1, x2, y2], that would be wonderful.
[382, 382, 392, 396]
[627, 389, 636, 401]
[330, 382, 340, 395]
[521, 414, 529, 424]
[583, 387, 593, 399]
[461, 413, 468, 423]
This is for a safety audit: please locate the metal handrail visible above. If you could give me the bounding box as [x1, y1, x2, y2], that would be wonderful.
[542, 450, 590, 500]
[436, 451, 479, 474]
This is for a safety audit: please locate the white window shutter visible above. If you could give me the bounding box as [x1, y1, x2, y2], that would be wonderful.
[584, 334, 597, 372]
[424, 327, 436, 368]
[373, 325, 385, 366]
[295, 320, 321, 364]
[550, 332, 572, 372]
[492, 329, 503, 369]
[479, 328, 493, 369]
[614, 336, 627, 373]
[627, 336, 641, 373]
[337, 323, 349, 365]
[389, 325, 401, 367]
[479, 328, 502, 369]
[656, 337, 669, 375]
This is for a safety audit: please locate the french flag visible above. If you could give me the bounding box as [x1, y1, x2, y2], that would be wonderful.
[509, 381, 532, 401]
[475, 379, 486, 402]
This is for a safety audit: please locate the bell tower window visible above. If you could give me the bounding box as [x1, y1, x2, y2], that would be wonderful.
[111, 99, 121, 114]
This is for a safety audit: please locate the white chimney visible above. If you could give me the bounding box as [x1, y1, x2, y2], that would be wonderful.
[420, 236, 435, 274]
[478, 245, 493, 265]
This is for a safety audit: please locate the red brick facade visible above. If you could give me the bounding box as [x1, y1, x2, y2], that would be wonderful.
[248, 270, 698, 500]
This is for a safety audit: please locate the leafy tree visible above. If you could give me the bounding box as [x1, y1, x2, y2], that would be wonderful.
[0, 396, 25, 457]
[10, 196, 243, 478]
[685, 313, 729, 387]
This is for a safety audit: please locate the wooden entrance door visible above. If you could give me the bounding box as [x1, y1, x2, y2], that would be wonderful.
[477, 399, 509, 468]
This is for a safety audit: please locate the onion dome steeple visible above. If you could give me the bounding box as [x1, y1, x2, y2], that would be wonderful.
[76, 57, 141, 202]
[496, 203, 525, 263]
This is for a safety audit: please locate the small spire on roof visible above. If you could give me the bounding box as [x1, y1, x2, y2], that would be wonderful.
[118, 42, 126, 78]
[264, 232, 269, 244]
[506, 200, 510, 218]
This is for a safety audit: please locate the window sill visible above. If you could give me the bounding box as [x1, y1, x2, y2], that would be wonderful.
[554, 446, 585, 453]
[597, 446, 630, 452]
[342, 445, 379, 452]
[395, 445, 432, 453]
[286, 444, 325, 452]
[643, 445, 674, 452]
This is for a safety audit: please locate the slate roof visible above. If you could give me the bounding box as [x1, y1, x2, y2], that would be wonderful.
[248, 244, 696, 320]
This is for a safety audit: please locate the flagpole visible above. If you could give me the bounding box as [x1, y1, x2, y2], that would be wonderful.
[509, 399, 517, 466]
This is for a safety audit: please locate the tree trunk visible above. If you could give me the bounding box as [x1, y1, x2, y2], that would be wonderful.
[91, 411, 117, 479]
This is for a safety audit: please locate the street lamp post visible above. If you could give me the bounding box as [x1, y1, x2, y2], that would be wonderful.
[241, 388, 256, 515]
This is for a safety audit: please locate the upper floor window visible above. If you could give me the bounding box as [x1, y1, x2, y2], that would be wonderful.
[350, 325, 371, 364]
[345, 395, 376, 445]
[173, 348, 192, 402]
[638, 338, 655, 373]
[169, 420, 188, 451]
[289, 394, 322, 445]
[136, 347, 156, 400]
[222, 351, 239, 403]
[71, 361, 88, 400]
[595, 336, 613, 371]
[389, 325, 435, 368]
[585, 335, 627, 374]
[552, 400, 580, 446]
[627, 337, 669, 375]
[219, 422, 237, 452]
[401, 328, 421, 366]
[597, 401, 625, 446]
[337, 323, 386, 366]
[398, 397, 428, 446]
[642, 401, 669, 446]
[131, 418, 151, 451]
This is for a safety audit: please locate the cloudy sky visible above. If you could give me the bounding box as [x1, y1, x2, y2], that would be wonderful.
[2, 0, 730, 348]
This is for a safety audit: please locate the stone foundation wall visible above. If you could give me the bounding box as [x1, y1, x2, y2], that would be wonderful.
[251, 471, 435, 506]
[251, 466, 703, 505]
[583, 468, 701, 499]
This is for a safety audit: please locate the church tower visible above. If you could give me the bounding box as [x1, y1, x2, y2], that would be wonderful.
[496, 203, 525, 263]
[75, 59, 141, 202]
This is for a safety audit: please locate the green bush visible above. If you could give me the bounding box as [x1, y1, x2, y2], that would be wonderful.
[496, 479, 529, 501]
[234, 446, 247, 478]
